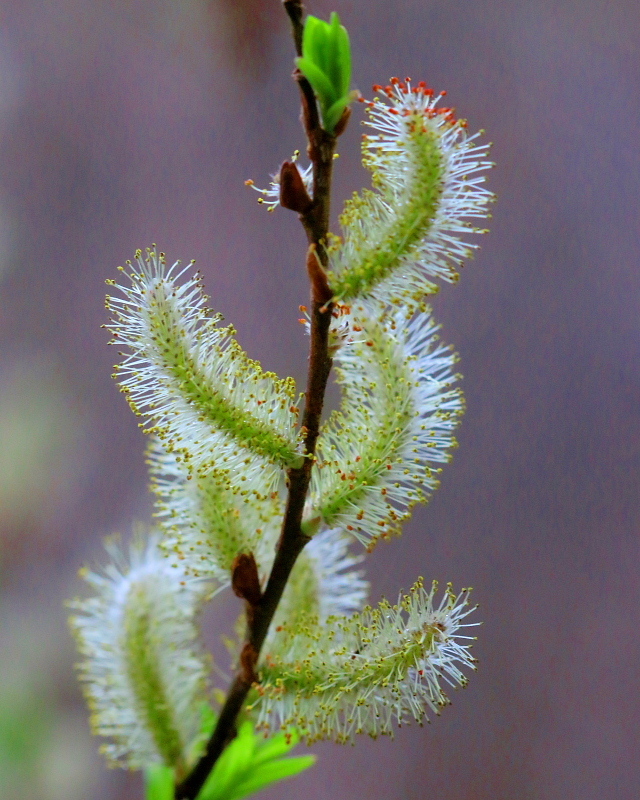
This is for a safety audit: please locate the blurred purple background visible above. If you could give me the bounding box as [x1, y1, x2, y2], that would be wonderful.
[1, 0, 639, 798]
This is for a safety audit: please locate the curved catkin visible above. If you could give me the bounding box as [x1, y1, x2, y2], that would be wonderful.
[122, 586, 186, 770]
[105, 248, 303, 492]
[308, 304, 463, 547]
[69, 534, 210, 776]
[329, 79, 493, 305]
[332, 124, 444, 300]
[251, 579, 477, 743]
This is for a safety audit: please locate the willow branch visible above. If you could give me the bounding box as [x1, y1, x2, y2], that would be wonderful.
[174, 3, 342, 797]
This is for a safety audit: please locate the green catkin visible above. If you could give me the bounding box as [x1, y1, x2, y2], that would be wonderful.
[331, 123, 444, 301]
[252, 580, 477, 743]
[105, 249, 303, 487]
[123, 586, 186, 772]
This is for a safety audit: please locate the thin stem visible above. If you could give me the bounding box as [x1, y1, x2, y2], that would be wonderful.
[174, 3, 340, 797]
[283, 0, 304, 55]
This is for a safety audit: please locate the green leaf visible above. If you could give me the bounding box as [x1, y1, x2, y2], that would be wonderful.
[296, 57, 336, 102]
[336, 25, 351, 96]
[325, 13, 345, 92]
[145, 764, 174, 800]
[301, 15, 324, 64]
[324, 96, 351, 133]
[195, 724, 315, 800]
[295, 12, 353, 133]
[225, 756, 316, 800]
[198, 722, 256, 800]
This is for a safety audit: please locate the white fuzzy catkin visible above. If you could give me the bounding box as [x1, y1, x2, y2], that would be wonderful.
[309, 304, 463, 547]
[329, 79, 493, 305]
[252, 579, 477, 743]
[105, 248, 303, 494]
[69, 533, 210, 775]
[148, 437, 284, 585]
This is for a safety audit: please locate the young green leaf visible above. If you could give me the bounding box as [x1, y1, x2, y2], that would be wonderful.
[195, 723, 315, 800]
[224, 755, 316, 800]
[249, 728, 300, 767]
[296, 12, 354, 133]
[198, 722, 256, 800]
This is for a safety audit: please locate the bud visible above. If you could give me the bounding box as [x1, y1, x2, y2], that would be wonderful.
[279, 160, 313, 213]
[296, 13, 355, 134]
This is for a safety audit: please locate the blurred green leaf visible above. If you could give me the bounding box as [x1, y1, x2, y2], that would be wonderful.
[250, 728, 300, 767]
[195, 723, 315, 800]
[224, 755, 316, 800]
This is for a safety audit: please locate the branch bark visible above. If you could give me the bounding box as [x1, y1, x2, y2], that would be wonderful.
[174, 3, 344, 797]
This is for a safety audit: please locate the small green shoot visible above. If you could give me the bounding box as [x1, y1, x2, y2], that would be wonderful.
[296, 12, 355, 133]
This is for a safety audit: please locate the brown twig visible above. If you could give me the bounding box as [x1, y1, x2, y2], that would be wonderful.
[174, 2, 347, 797]
[283, 0, 305, 56]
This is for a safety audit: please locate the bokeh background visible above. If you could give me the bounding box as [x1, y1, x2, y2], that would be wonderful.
[1, 0, 639, 798]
